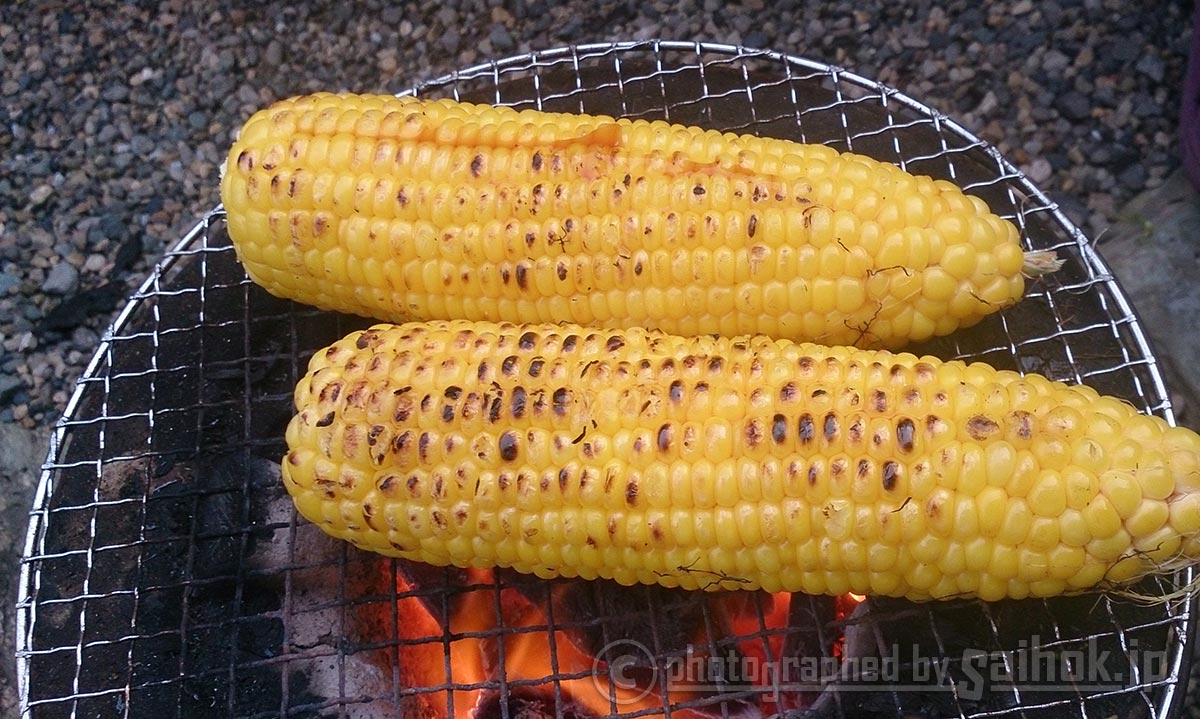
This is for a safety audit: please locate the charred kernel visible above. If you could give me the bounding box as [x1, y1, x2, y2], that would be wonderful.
[553, 388, 571, 416]
[746, 419, 764, 447]
[708, 357, 723, 372]
[512, 387, 527, 419]
[470, 154, 484, 176]
[516, 264, 529, 289]
[897, 418, 915, 452]
[857, 459, 871, 478]
[532, 151, 543, 170]
[519, 331, 537, 350]
[626, 480, 639, 505]
[315, 411, 335, 427]
[848, 419, 864, 443]
[780, 382, 798, 402]
[418, 432, 432, 461]
[669, 380, 684, 402]
[444, 386, 462, 400]
[528, 358, 544, 377]
[798, 413, 815, 443]
[499, 431, 519, 461]
[657, 423, 673, 451]
[488, 396, 503, 422]
[406, 476, 421, 497]
[1012, 410, 1033, 439]
[319, 382, 343, 402]
[748, 214, 758, 237]
[501, 355, 519, 375]
[823, 413, 839, 442]
[808, 465, 819, 485]
[392, 431, 412, 453]
[771, 414, 788, 444]
[882, 461, 899, 490]
[556, 261, 568, 281]
[558, 468, 570, 490]
[441, 405, 455, 422]
[967, 415, 999, 440]
[606, 335, 625, 351]
[871, 390, 887, 412]
[693, 185, 706, 195]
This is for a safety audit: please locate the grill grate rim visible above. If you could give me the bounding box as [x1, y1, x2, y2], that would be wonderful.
[16, 40, 1196, 719]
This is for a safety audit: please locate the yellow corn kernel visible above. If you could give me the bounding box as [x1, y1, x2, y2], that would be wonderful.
[283, 319, 1200, 601]
[223, 93, 1051, 350]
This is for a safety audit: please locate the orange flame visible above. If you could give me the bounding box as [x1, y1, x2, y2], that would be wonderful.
[384, 566, 859, 718]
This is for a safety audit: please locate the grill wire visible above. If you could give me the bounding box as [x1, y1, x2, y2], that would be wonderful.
[15, 40, 1197, 719]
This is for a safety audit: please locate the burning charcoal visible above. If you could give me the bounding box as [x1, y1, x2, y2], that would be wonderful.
[778, 594, 838, 711]
[783, 594, 837, 659]
[535, 575, 711, 666]
[474, 687, 599, 719]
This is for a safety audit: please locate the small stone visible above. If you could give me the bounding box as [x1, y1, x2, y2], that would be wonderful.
[261, 40, 283, 68]
[488, 23, 514, 52]
[130, 135, 154, 155]
[1055, 91, 1092, 121]
[70, 326, 98, 350]
[41, 262, 80, 295]
[1025, 157, 1054, 184]
[0, 374, 19, 404]
[1135, 54, 1165, 83]
[1042, 49, 1071, 75]
[744, 30, 769, 48]
[0, 271, 18, 295]
[1074, 44, 1094, 69]
[1117, 163, 1148, 190]
[101, 84, 129, 102]
[381, 6, 403, 24]
[29, 184, 53, 207]
[83, 254, 107, 273]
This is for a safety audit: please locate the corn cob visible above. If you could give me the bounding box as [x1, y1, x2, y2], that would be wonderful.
[283, 319, 1200, 602]
[223, 93, 1058, 350]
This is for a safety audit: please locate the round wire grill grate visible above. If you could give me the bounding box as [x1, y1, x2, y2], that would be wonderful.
[16, 41, 1197, 719]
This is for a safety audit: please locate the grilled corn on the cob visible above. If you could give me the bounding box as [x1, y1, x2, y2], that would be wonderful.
[283, 320, 1200, 601]
[223, 93, 1057, 350]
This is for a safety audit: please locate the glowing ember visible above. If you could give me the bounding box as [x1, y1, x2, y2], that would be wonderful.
[370, 562, 866, 719]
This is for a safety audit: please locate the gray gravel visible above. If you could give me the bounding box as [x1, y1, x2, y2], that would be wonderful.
[0, 0, 1197, 715]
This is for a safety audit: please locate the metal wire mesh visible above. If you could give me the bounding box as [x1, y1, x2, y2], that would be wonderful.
[15, 40, 1195, 719]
